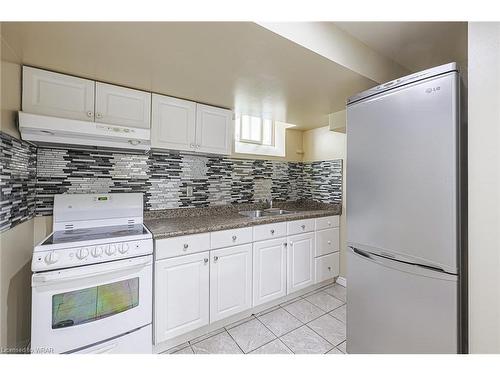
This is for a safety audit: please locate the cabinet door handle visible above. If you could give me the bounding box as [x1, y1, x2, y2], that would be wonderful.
[289, 241, 293, 246]
[328, 266, 332, 271]
[283, 242, 287, 247]
[213, 256, 219, 262]
[190, 143, 195, 148]
[270, 229, 275, 235]
[232, 235, 237, 241]
[301, 224, 306, 230]
[327, 241, 331, 245]
[87, 111, 93, 118]
[183, 243, 189, 250]
[96, 112, 102, 119]
[328, 221, 331, 226]
[204, 258, 209, 264]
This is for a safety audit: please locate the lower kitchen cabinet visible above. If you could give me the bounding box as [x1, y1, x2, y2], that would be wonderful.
[315, 252, 340, 283]
[210, 244, 252, 323]
[253, 238, 287, 307]
[154, 251, 210, 343]
[287, 232, 315, 294]
[152, 215, 340, 346]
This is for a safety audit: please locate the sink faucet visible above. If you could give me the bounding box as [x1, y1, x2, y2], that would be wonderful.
[267, 198, 273, 209]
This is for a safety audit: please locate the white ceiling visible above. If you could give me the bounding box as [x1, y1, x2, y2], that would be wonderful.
[1, 22, 468, 130]
[335, 22, 468, 73]
[1, 22, 376, 130]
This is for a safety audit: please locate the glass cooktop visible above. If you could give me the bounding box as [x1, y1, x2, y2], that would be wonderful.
[42, 224, 149, 246]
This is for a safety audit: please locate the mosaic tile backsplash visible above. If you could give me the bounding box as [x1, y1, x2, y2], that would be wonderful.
[0, 130, 343, 231]
[0, 132, 37, 232]
[36, 148, 342, 214]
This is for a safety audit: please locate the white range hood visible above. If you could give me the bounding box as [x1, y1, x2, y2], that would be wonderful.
[18, 112, 151, 151]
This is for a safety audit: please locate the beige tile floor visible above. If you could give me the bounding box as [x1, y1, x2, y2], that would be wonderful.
[164, 282, 347, 354]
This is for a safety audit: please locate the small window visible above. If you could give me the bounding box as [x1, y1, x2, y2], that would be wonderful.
[239, 115, 274, 146]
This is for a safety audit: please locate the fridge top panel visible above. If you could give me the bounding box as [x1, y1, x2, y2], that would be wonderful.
[346, 71, 459, 273]
[347, 62, 458, 106]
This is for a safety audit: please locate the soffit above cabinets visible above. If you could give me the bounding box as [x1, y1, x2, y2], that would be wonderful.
[1, 22, 377, 130]
[334, 22, 468, 74]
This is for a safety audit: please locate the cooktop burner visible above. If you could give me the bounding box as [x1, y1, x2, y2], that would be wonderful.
[42, 224, 149, 246]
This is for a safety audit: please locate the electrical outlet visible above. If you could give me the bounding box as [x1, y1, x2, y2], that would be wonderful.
[186, 186, 193, 197]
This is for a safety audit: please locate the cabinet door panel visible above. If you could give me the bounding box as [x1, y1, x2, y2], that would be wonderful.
[95, 82, 151, 129]
[253, 239, 287, 306]
[287, 233, 315, 294]
[151, 94, 196, 151]
[22, 66, 95, 121]
[210, 244, 252, 323]
[195, 103, 232, 155]
[154, 251, 209, 343]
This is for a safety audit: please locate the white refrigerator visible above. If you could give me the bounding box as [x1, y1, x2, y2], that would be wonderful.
[346, 62, 466, 353]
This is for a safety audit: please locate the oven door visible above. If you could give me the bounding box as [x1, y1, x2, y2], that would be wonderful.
[31, 255, 152, 354]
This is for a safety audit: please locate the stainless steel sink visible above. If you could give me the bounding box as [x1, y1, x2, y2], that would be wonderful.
[238, 209, 297, 218]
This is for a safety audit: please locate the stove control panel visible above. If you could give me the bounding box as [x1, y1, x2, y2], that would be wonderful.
[32, 238, 153, 272]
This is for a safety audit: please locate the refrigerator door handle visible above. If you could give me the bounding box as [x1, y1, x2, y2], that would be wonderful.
[349, 246, 372, 259]
[349, 246, 457, 280]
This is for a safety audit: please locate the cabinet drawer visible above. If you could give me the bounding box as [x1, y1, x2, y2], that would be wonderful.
[253, 222, 287, 242]
[315, 228, 340, 257]
[315, 215, 340, 231]
[287, 218, 315, 235]
[210, 227, 253, 249]
[315, 252, 340, 283]
[155, 233, 210, 260]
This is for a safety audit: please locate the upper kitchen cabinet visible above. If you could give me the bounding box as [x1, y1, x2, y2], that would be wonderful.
[195, 103, 232, 155]
[22, 67, 152, 129]
[95, 82, 151, 129]
[22, 66, 95, 122]
[151, 94, 196, 151]
[151, 97, 232, 155]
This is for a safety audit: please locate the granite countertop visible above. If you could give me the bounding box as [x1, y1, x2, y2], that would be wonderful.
[144, 200, 342, 240]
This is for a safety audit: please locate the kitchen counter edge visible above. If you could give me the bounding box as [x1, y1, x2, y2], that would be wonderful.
[144, 207, 341, 240]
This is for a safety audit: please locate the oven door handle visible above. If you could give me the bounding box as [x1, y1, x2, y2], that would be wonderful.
[32, 257, 152, 286]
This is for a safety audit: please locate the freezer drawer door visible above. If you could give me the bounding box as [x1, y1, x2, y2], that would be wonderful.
[347, 248, 458, 354]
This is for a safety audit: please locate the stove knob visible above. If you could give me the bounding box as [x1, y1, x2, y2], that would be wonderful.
[91, 247, 103, 258]
[76, 248, 89, 260]
[105, 245, 116, 256]
[45, 251, 59, 265]
[119, 243, 129, 254]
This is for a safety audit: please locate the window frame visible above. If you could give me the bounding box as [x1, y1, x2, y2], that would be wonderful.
[238, 115, 275, 146]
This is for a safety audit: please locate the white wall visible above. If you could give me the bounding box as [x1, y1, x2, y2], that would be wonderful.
[0, 23, 34, 350]
[303, 126, 347, 277]
[257, 22, 409, 84]
[467, 22, 500, 353]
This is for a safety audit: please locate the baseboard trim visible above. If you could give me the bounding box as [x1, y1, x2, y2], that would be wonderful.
[336, 276, 347, 287]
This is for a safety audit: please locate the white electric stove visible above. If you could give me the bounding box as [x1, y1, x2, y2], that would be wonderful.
[31, 193, 153, 354]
